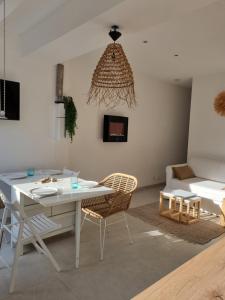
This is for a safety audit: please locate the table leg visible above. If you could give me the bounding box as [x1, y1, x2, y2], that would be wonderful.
[197, 201, 201, 219]
[186, 202, 190, 223]
[159, 192, 164, 213]
[169, 197, 173, 210]
[11, 189, 24, 254]
[192, 203, 196, 218]
[75, 200, 81, 269]
[178, 198, 183, 222]
[179, 198, 183, 213]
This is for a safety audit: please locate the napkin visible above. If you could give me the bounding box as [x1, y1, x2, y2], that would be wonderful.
[63, 169, 80, 177]
[30, 187, 63, 200]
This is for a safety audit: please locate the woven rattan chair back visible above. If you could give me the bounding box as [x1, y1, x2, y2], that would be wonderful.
[101, 173, 137, 194]
[0, 191, 5, 209]
[82, 173, 137, 213]
[0, 198, 4, 209]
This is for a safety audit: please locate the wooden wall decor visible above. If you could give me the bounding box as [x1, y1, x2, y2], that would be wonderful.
[55, 64, 64, 103]
[214, 91, 225, 116]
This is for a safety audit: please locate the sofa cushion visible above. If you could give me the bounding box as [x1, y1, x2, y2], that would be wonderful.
[173, 165, 195, 180]
[167, 177, 204, 191]
[189, 180, 225, 205]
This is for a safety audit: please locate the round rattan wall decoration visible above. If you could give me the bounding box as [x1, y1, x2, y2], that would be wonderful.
[214, 91, 225, 116]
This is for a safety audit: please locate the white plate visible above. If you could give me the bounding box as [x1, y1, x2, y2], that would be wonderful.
[30, 187, 58, 197]
[9, 173, 27, 180]
[38, 170, 62, 176]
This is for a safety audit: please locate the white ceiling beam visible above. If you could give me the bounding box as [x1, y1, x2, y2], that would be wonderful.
[0, 0, 25, 23]
[20, 0, 125, 56]
[28, 0, 218, 65]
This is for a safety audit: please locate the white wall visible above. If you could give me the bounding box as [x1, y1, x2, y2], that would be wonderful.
[64, 50, 191, 187]
[0, 33, 190, 185]
[188, 72, 225, 160]
[0, 35, 69, 172]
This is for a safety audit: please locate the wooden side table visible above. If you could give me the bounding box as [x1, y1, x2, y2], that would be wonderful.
[159, 192, 181, 222]
[159, 191, 201, 224]
[180, 197, 201, 224]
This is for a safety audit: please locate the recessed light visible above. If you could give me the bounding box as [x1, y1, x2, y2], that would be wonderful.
[143, 40, 148, 44]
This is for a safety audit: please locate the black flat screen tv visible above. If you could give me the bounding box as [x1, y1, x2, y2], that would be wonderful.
[0, 79, 20, 120]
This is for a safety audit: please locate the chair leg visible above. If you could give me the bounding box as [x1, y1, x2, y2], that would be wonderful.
[26, 219, 61, 272]
[36, 238, 61, 272]
[0, 206, 9, 249]
[123, 212, 133, 244]
[81, 213, 87, 231]
[31, 238, 43, 255]
[0, 207, 11, 269]
[9, 221, 24, 293]
[102, 220, 106, 258]
[99, 219, 106, 261]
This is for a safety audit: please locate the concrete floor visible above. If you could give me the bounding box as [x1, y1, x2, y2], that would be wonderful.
[0, 185, 221, 300]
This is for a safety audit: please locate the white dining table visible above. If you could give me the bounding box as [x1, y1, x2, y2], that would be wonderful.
[0, 170, 114, 268]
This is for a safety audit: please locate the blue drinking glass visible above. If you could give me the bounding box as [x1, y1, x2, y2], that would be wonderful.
[27, 168, 35, 176]
[71, 176, 79, 189]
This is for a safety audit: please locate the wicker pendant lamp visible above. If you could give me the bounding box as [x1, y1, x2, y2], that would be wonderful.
[88, 26, 136, 108]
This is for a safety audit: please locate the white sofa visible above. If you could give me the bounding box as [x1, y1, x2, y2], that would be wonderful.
[165, 156, 225, 220]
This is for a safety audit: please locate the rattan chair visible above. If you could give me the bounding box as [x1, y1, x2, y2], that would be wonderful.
[82, 173, 138, 260]
[0, 196, 4, 209]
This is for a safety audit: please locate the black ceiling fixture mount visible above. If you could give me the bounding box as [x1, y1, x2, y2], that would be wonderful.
[109, 25, 121, 42]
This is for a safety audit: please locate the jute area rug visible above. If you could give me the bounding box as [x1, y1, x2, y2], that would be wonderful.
[128, 202, 225, 244]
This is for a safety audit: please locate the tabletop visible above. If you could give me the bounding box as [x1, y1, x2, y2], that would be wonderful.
[132, 235, 225, 300]
[0, 169, 114, 206]
[163, 189, 197, 199]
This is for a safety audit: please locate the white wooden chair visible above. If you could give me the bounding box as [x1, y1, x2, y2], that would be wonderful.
[0, 192, 61, 293]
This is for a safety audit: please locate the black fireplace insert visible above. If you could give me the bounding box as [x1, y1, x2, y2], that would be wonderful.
[103, 115, 128, 142]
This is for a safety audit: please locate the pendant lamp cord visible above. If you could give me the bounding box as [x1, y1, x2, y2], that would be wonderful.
[0, 0, 6, 112]
[3, 0, 6, 112]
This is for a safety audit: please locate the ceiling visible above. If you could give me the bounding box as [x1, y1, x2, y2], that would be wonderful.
[1, 0, 225, 87]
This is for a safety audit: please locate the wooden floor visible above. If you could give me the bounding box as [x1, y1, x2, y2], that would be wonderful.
[133, 235, 225, 300]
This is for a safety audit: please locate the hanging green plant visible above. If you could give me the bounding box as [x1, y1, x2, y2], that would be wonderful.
[63, 96, 77, 142]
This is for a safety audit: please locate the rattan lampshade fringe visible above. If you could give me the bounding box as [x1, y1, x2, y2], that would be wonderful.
[88, 43, 136, 108]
